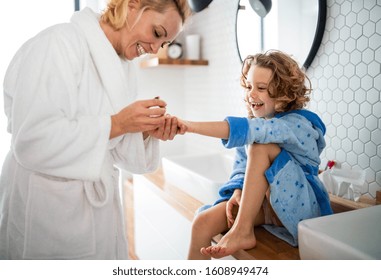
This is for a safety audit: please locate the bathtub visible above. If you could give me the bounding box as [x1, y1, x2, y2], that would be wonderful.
[162, 153, 234, 205]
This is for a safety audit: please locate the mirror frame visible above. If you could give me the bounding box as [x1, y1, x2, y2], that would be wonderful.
[74, 0, 80, 11]
[235, 0, 327, 70]
[303, 0, 327, 69]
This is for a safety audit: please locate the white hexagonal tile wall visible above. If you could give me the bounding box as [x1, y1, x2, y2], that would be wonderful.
[308, 0, 381, 199]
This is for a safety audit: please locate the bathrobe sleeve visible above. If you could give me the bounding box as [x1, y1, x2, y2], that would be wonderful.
[107, 61, 160, 174]
[222, 116, 302, 147]
[112, 135, 160, 174]
[222, 113, 323, 166]
[4, 25, 111, 181]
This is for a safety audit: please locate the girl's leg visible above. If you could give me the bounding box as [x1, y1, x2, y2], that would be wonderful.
[204, 143, 281, 258]
[187, 202, 230, 259]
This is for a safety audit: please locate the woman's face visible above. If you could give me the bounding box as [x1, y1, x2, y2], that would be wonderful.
[245, 65, 276, 119]
[118, 6, 182, 60]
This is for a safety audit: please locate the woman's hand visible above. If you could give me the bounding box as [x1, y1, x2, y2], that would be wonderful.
[147, 114, 179, 141]
[226, 189, 242, 228]
[110, 98, 167, 139]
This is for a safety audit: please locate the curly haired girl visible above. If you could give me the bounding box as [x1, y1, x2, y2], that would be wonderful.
[177, 50, 333, 259]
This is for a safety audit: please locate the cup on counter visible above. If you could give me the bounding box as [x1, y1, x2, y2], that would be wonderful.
[185, 34, 201, 60]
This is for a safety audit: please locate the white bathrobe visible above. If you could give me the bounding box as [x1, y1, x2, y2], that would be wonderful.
[0, 8, 160, 259]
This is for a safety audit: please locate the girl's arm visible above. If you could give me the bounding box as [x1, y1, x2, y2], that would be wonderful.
[177, 120, 230, 139]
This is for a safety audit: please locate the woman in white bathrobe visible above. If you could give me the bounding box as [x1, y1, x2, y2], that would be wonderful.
[0, 0, 192, 259]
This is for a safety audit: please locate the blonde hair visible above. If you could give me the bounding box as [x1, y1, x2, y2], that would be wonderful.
[101, 0, 192, 30]
[241, 50, 311, 118]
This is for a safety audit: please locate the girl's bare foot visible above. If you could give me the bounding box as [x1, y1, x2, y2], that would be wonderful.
[200, 228, 257, 258]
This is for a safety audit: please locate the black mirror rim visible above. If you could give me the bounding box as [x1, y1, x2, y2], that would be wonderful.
[235, 0, 327, 70]
[303, 0, 327, 70]
[188, 0, 214, 13]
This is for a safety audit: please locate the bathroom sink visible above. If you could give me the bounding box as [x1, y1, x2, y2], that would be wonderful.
[298, 205, 381, 259]
[162, 153, 233, 205]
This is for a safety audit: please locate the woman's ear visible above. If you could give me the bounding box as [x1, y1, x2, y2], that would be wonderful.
[128, 0, 140, 10]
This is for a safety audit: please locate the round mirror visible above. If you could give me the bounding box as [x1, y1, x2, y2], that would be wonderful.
[236, 0, 326, 69]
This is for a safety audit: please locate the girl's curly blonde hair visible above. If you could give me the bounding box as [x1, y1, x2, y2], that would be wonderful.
[241, 50, 311, 118]
[101, 0, 192, 30]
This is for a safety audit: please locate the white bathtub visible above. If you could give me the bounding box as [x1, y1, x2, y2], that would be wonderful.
[162, 153, 234, 205]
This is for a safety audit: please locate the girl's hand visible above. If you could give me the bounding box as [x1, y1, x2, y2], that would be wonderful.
[176, 118, 192, 135]
[226, 189, 242, 228]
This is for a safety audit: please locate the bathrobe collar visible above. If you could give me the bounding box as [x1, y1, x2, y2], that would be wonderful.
[275, 109, 326, 135]
[275, 109, 326, 155]
[70, 8, 130, 113]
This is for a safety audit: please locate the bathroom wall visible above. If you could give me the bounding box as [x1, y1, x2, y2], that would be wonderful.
[138, 0, 381, 199]
[308, 0, 381, 199]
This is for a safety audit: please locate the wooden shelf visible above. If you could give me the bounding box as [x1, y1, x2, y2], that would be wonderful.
[140, 57, 208, 68]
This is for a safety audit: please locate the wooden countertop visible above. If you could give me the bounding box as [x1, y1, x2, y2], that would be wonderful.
[135, 168, 301, 260]
[126, 167, 377, 260]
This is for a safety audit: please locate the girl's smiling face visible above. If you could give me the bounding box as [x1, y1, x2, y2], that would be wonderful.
[118, 7, 182, 60]
[245, 65, 276, 119]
